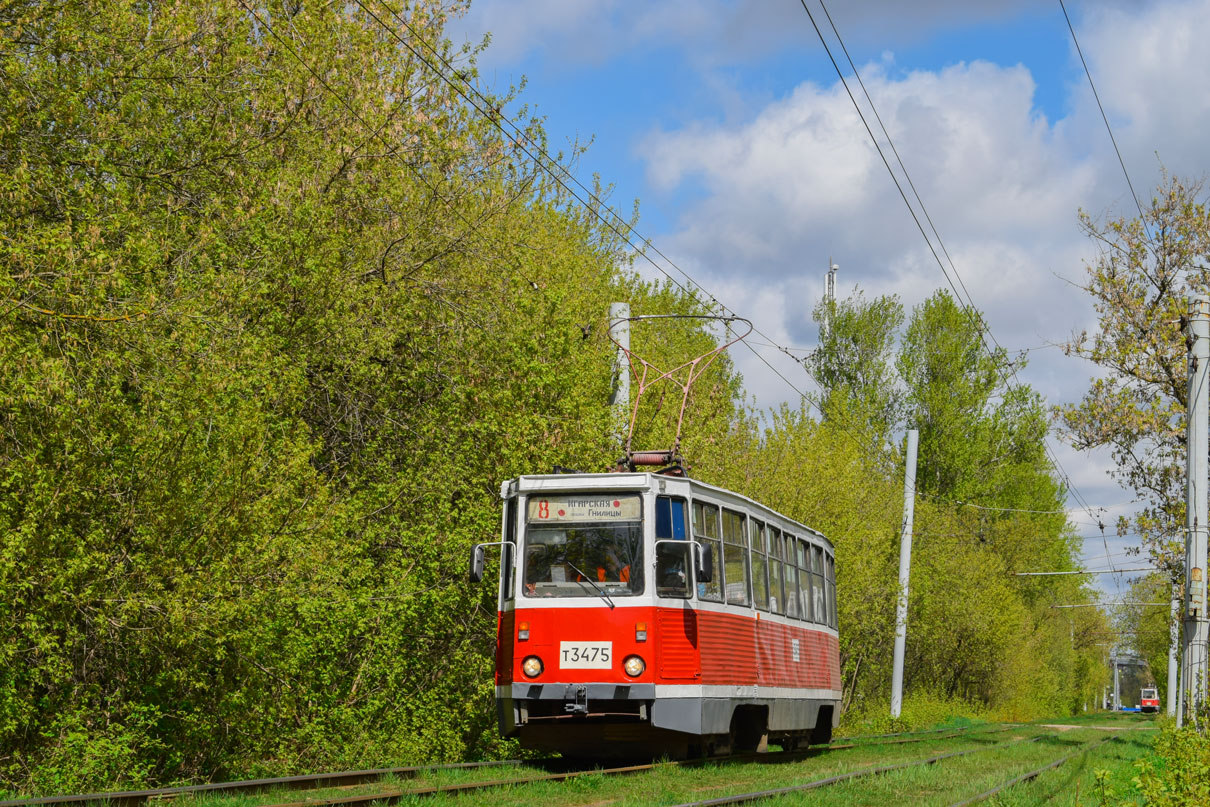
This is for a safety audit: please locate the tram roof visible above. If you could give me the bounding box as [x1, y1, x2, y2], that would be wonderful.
[502, 472, 832, 550]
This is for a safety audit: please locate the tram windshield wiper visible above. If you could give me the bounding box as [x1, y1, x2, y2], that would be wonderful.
[562, 557, 615, 610]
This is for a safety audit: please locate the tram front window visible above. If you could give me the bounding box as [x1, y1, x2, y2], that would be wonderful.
[523, 494, 644, 598]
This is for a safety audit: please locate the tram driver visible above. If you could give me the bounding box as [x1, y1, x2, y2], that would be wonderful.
[597, 549, 631, 583]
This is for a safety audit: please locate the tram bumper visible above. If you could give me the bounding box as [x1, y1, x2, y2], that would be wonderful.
[498, 682, 657, 735]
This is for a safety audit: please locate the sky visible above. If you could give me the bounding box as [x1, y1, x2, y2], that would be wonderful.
[447, 0, 1209, 603]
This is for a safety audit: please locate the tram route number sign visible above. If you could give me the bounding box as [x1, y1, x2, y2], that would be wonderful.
[528, 494, 640, 523]
[559, 641, 613, 668]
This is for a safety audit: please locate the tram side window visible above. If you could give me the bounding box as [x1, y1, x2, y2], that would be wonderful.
[826, 553, 837, 628]
[503, 498, 517, 600]
[655, 496, 691, 599]
[722, 509, 750, 607]
[796, 538, 813, 622]
[750, 520, 769, 610]
[692, 501, 724, 602]
[782, 532, 799, 619]
[767, 527, 784, 614]
[812, 545, 827, 626]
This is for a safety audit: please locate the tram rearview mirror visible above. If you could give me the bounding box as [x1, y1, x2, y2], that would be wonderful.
[697, 543, 714, 584]
[469, 544, 486, 583]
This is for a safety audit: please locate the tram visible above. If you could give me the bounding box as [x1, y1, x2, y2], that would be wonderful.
[470, 471, 841, 758]
[469, 313, 841, 758]
[1139, 687, 1160, 713]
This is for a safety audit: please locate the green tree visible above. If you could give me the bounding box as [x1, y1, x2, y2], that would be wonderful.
[898, 291, 1050, 505]
[1062, 174, 1210, 574]
[808, 290, 904, 444]
[804, 287, 1091, 721]
[0, 0, 699, 791]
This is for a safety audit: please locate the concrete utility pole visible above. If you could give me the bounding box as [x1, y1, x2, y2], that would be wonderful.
[609, 302, 630, 448]
[1168, 585, 1180, 717]
[890, 429, 919, 719]
[1182, 295, 1210, 727]
[1112, 653, 1121, 711]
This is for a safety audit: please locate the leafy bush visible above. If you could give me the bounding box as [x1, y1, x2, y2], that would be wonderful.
[1130, 724, 1210, 807]
[838, 691, 988, 737]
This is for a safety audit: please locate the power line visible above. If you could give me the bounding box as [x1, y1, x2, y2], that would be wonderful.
[238, 2, 877, 528]
[294, 0, 1118, 568]
[917, 491, 1135, 518]
[233, 0, 547, 306]
[814, 1, 979, 326]
[354, 0, 840, 428]
[1052, 602, 1168, 608]
[1015, 568, 1157, 577]
[806, 1, 1099, 520]
[379, 0, 1118, 545]
[1057, 0, 1151, 233]
[799, 0, 1103, 528]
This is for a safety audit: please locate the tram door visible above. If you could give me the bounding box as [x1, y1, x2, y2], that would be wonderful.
[655, 496, 697, 679]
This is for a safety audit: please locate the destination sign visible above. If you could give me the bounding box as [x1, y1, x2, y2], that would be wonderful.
[527, 494, 640, 522]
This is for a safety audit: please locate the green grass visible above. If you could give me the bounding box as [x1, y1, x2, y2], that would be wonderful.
[359, 726, 1063, 806]
[767, 728, 1156, 806]
[163, 714, 1163, 807]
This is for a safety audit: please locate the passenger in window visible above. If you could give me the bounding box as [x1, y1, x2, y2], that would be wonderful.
[656, 547, 688, 596]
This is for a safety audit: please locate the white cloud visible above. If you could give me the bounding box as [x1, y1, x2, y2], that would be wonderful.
[636, 0, 1210, 378]
[452, 0, 1057, 71]
[1070, 0, 1210, 182]
[626, 0, 1210, 592]
[638, 58, 1104, 363]
[454, 0, 1206, 591]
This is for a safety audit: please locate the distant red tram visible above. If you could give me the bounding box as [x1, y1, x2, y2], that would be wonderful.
[472, 471, 841, 758]
[1140, 687, 1160, 713]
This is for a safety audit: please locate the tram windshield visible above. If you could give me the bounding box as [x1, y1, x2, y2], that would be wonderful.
[522, 493, 644, 598]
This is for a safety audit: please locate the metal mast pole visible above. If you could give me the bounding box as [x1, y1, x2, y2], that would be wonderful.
[609, 302, 631, 448]
[1183, 294, 1210, 726]
[890, 429, 919, 718]
[822, 258, 838, 338]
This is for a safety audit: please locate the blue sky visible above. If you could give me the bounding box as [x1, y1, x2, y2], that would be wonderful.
[457, 1, 1075, 233]
[448, 0, 1210, 603]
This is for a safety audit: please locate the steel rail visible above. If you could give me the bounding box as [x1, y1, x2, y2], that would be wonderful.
[662, 734, 1047, 807]
[0, 760, 525, 807]
[240, 734, 1040, 807]
[249, 762, 667, 807]
[1, 723, 1020, 807]
[826, 724, 1015, 750]
[830, 723, 996, 744]
[945, 734, 1120, 806]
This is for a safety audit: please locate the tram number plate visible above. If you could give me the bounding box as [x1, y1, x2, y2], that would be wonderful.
[559, 642, 612, 668]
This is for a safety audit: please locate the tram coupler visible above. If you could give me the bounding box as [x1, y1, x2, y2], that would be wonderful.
[564, 684, 589, 715]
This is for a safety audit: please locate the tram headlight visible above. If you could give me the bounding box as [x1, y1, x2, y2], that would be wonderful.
[522, 656, 543, 678]
[623, 655, 645, 677]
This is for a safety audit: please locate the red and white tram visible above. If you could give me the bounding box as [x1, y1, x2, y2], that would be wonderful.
[1139, 687, 1160, 713]
[471, 471, 841, 758]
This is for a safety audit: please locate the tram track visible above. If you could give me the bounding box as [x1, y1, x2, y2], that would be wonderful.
[666, 726, 1147, 807]
[0, 721, 1022, 807]
[664, 733, 1049, 807]
[178, 726, 1034, 807]
[167, 736, 1031, 807]
[823, 722, 1015, 750]
[243, 724, 1020, 806]
[944, 732, 1130, 806]
[0, 761, 525, 807]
